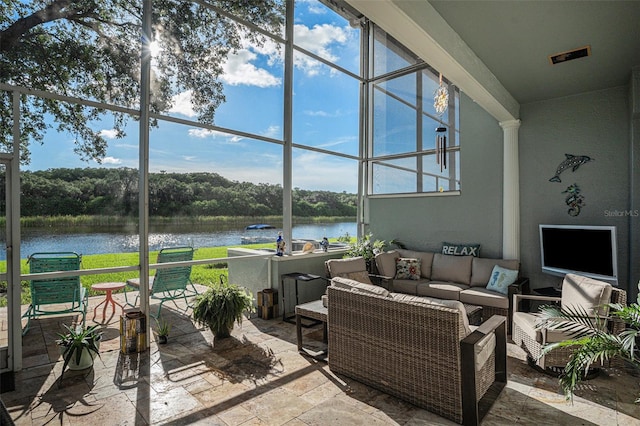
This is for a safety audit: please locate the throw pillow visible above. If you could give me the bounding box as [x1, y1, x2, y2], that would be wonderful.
[337, 270, 373, 285]
[486, 265, 519, 295]
[442, 242, 481, 257]
[395, 257, 421, 280]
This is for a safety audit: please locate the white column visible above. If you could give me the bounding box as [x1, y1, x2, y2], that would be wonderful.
[499, 120, 521, 260]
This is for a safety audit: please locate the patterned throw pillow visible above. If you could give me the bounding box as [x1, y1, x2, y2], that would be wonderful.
[395, 257, 421, 280]
[441, 242, 481, 257]
[486, 265, 519, 295]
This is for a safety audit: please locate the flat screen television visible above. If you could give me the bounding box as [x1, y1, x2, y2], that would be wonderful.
[539, 224, 618, 285]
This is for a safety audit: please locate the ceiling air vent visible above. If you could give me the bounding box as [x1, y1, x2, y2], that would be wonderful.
[549, 45, 591, 65]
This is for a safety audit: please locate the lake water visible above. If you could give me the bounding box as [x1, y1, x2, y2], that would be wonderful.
[0, 222, 357, 260]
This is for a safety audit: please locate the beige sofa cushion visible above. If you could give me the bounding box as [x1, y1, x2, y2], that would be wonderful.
[512, 311, 569, 344]
[331, 276, 390, 297]
[397, 249, 435, 278]
[561, 273, 612, 317]
[374, 250, 400, 277]
[513, 311, 542, 342]
[392, 279, 420, 295]
[459, 287, 509, 309]
[431, 254, 473, 285]
[470, 257, 519, 287]
[336, 270, 372, 285]
[326, 257, 368, 277]
[391, 293, 471, 336]
[468, 326, 497, 371]
[416, 281, 468, 300]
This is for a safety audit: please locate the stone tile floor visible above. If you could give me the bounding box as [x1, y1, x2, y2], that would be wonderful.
[1, 290, 640, 425]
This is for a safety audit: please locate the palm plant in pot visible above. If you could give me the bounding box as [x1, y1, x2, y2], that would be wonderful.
[192, 282, 254, 339]
[538, 301, 640, 402]
[56, 323, 102, 385]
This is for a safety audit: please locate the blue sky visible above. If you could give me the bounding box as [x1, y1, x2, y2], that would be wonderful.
[24, 0, 361, 194]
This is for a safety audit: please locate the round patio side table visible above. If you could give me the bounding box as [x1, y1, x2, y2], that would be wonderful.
[92, 282, 126, 321]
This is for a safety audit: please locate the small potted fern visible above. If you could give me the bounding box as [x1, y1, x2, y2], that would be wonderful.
[192, 282, 254, 339]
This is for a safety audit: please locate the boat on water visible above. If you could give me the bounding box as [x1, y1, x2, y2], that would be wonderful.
[242, 224, 276, 244]
[241, 236, 275, 244]
[245, 224, 276, 230]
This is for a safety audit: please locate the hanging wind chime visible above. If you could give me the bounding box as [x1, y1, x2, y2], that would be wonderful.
[435, 125, 447, 172]
[434, 73, 449, 172]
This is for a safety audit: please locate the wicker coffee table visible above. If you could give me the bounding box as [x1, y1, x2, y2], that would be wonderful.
[295, 299, 328, 361]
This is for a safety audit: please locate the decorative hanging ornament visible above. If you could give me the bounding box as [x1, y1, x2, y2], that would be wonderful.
[435, 126, 447, 172]
[434, 73, 449, 116]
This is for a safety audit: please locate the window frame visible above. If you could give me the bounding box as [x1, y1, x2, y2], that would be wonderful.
[364, 22, 461, 198]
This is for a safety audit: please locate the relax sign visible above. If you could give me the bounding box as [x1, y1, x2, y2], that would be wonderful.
[441, 243, 481, 257]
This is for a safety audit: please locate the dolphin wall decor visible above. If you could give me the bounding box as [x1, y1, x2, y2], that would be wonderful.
[549, 154, 593, 182]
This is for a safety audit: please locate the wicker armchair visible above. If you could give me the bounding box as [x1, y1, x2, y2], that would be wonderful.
[324, 256, 391, 288]
[327, 284, 507, 425]
[512, 273, 627, 373]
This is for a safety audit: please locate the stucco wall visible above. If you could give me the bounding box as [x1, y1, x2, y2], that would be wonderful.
[519, 86, 631, 292]
[368, 92, 505, 258]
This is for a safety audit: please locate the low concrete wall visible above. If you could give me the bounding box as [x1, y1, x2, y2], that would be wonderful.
[227, 248, 347, 316]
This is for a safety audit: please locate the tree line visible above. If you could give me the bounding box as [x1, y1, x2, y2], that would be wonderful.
[0, 168, 357, 218]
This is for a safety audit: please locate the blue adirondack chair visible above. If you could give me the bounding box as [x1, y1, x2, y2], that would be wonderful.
[22, 252, 86, 335]
[124, 246, 198, 319]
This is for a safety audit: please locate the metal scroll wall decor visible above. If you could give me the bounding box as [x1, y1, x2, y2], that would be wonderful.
[549, 153, 593, 216]
[434, 73, 449, 171]
[562, 183, 585, 217]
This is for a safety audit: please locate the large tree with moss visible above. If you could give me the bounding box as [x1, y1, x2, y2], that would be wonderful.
[0, 0, 284, 164]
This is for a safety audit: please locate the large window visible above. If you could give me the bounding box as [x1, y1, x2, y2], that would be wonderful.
[367, 25, 460, 195]
[4, 0, 460, 238]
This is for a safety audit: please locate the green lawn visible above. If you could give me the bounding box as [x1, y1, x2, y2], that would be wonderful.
[0, 243, 274, 307]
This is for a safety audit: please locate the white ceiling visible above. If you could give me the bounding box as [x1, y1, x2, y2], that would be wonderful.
[428, 1, 640, 105]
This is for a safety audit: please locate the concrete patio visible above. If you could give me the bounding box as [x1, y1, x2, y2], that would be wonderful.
[1, 290, 640, 425]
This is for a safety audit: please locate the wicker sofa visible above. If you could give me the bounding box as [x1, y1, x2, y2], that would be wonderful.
[374, 249, 529, 328]
[327, 277, 507, 425]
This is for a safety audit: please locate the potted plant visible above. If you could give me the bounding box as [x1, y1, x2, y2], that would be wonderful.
[155, 316, 171, 344]
[56, 324, 102, 384]
[192, 282, 254, 339]
[344, 233, 386, 273]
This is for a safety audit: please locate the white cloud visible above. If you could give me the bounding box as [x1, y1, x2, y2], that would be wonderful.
[294, 24, 347, 60]
[263, 125, 281, 138]
[292, 23, 354, 77]
[304, 0, 327, 15]
[304, 109, 347, 118]
[221, 50, 281, 87]
[145, 148, 356, 192]
[246, 37, 283, 66]
[168, 90, 197, 118]
[317, 135, 356, 149]
[188, 128, 244, 143]
[230, 22, 353, 81]
[99, 129, 119, 139]
[99, 156, 122, 165]
[188, 128, 215, 138]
